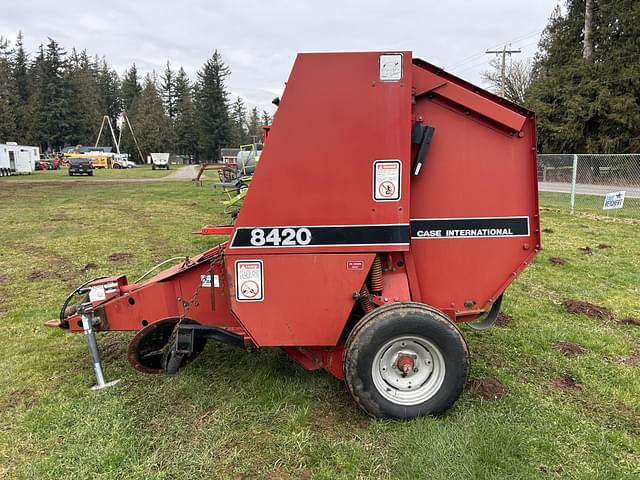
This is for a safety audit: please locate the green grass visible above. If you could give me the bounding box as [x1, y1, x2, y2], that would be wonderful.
[540, 191, 640, 219]
[0, 184, 638, 479]
[0, 165, 172, 181]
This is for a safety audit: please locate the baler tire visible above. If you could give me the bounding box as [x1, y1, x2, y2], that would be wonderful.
[343, 302, 468, 420]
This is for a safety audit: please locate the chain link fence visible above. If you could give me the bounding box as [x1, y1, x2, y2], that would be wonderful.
[537, 154, 640, 218]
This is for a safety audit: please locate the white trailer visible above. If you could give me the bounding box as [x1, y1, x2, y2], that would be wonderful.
[0, 143, 39, 176]
[149, 152, 170, 170]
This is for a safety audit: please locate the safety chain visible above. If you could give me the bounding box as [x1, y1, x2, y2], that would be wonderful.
[164, 249, 225, 358]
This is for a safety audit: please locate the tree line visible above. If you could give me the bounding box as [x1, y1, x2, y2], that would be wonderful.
[0, 32, 271, 161]
[483, 0, 640, 154]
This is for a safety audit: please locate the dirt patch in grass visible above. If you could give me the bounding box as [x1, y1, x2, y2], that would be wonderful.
[547, 375, 583, 391]
[0, 274, 10, 283]
[266, 467, 311, 480]
[100, 336, 127, 362]
[555, 341, 587, 357]
[0, 387, 37, 413]
[495, 312, 513, 327]
[578, 246, 593, 255]
[597, 243, 611, 249]
[108, 252, 133, 262]
[619, 318, 640, 327]
[82, 262, 98, 271]
[29, 270, 62, 281]
[467, 377, 509, 400]
[622, 352, 640, 367]
[49, 213, 69, 222]
[562, 300, 613, 321]
[549, 257, 567, 266]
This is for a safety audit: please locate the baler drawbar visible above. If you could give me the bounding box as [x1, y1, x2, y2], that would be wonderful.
[52, 51, 540, 419]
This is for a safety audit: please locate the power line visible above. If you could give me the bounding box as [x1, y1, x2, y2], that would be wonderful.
[448, 29, 542, 70]
[486, 46, 522, 96]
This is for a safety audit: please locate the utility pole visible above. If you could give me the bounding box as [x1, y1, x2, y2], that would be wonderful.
[486, 45, 521, 97]
[583, 0, 594, 61]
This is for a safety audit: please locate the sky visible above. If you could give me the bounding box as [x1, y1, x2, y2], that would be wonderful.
[0, 1, 559, 113]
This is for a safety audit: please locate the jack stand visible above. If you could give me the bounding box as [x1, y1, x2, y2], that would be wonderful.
[78, 302, 120, 390]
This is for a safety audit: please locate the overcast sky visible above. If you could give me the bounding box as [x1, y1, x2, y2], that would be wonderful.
[1, 1, 559, 112]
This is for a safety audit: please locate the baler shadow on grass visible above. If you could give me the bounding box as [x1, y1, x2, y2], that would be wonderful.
[0, 182, 639, 479]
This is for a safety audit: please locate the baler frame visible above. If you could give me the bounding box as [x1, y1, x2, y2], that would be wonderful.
[51, 51, 540, 420]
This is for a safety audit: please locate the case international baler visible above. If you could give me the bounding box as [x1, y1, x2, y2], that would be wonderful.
[52, 51, 540, 420]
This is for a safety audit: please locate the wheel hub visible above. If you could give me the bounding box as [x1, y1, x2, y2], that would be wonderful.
[372, 335, 445, 405]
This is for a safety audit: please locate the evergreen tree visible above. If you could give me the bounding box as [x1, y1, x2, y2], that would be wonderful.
[122, 74, 169, 156]
[65, 49, 102, 145]
[195, 50, 231, 161]
[528, 1, 640, 153]
[229, 96, 247, 145]
[120, 64, 141, 112]
[246, 107, 261, 142]
[174, 67, 197, 156]
[97, 57, 121, 126]
[12, 31, 30, 141]
[261, 110, 271, 125]
[0, 37, 18, 141]
[161, 61, 177, 119]
[29, 39, 70, 150]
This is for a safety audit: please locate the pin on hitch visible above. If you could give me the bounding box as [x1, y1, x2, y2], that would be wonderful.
[77, 298, 120, 390]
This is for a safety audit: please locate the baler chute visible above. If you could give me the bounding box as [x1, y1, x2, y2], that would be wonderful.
[53, 51, 540, 419]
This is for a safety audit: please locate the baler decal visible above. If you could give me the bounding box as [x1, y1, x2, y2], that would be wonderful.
[235, 260, 264, 302]
[373, 160, 402, 202]
[410, 216, 529, 239]
[230, 224, 410, 248]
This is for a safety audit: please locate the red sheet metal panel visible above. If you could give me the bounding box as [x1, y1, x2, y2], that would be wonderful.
[229, 51, 412, 255]
[408, 62, 540, 316]
[227, 253, 374, 346]
[412, 65, 527, 132]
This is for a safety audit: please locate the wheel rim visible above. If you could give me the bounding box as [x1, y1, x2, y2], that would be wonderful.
[371, 335, 446, 406]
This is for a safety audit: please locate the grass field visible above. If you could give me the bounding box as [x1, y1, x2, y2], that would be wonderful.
[1, 165, 172, 181]
[0, 180, 638, 479]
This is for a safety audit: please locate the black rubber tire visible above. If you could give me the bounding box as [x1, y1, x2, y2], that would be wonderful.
[89, 171, 93, 176]
[152, 164, 156, 170]
[343, 302, 469, 420]
[127, 318, 207, 374]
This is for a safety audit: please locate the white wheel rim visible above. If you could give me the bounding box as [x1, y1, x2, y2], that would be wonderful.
[371, 335, 446, 406]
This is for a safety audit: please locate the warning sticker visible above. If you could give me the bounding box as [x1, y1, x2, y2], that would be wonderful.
[200, 274, 220, 288]
[89, 285, 106, 302]
[379, 54, 403, 81]
[235, 260, 264, 302]
[373, 160, 401, 201]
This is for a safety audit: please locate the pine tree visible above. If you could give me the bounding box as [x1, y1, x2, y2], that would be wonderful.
[0, 36, 18, 141]
[528, 0, 640, 153]
[97, 57, 121, 127]
[229, 96, 247, 145]
[174, 67, 197, 156]
[195, 50, 231, 161]
[120, 64, 142, 112]
[29, 39, 70, 150]
[122, 74, 169, 156]
[12, 31, 30, 141]
[261, 110, 271, 126]
[65, 49, 102, 146]
[246, 107, 260, 143]
[161, 61, 177, 119]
